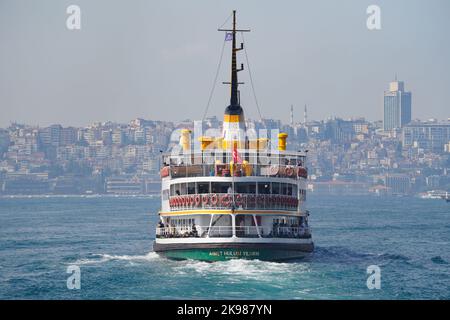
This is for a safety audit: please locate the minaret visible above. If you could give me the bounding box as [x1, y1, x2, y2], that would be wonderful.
[290, 105, 294, 125]
[218, 11, 250, 149]
[304, 104, 308, 125]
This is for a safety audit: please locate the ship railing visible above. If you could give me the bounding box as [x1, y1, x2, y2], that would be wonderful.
[156, 226, 311, 239]
[204, 226, 234, 238]
[259, 226, 311, 239]
[169, 193, 303, 211]
[164, 162, 308, 180]
[156, 226, 203, 238]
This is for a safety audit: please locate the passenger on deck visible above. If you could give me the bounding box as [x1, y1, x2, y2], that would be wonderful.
[191, 223, 198, 237]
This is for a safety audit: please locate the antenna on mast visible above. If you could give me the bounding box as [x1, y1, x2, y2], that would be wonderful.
[218, 10, 250, 114]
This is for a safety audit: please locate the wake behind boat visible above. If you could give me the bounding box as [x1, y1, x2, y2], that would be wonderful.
[153, 11, 313, 261]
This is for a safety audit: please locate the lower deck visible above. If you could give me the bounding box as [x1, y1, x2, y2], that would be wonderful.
[156, 211, 311, 240]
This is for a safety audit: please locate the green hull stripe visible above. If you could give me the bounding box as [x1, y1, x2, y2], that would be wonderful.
[157, 248, 310, 261]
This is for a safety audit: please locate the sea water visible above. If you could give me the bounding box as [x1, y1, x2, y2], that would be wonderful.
[0, 194, 449, 299]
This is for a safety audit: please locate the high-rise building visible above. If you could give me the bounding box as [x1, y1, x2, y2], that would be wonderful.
[383, 79, 412, 131]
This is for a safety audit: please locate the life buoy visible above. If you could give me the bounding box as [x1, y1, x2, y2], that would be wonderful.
[220, 194, 231, 207]
[194, 194, 201, 207]
[269, 165, 279, 176]
[202, 194, 209, 205]
[189, 195, 195, 206]
[210, 194, 219, 206]
[181, 196, 186, 206]
[257, 195, 265, 206]
[298, 167, 307, 179]
[286, 166, 294, 177]
[235, 194, 243, 207]
[160, 166, 169, 178]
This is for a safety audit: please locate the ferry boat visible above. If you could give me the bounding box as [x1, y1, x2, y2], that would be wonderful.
[153, 11, 313, 261]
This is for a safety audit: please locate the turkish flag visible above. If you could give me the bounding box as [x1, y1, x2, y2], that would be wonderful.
[232, 144, 241, 163]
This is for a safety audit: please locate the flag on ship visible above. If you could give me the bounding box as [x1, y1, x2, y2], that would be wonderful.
[232, 143, 241, 163]
[225, 32, 233, 41]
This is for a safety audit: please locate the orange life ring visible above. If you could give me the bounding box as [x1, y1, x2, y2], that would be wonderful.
[202, 194, 209, 205]
[269, 165, 279, 176]
[257, 195, 265, 206]
[235, 194, 243, 206]
[194, 194, 201, 206]
[210, 194, 219, 206]
[298, 167, 307, 179]
[286, 166, 294, 177]
[220, 194, 231, 207]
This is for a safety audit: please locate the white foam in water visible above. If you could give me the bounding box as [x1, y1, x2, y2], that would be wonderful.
[175, 259, 310, 281]
[73, 252, 160, 265]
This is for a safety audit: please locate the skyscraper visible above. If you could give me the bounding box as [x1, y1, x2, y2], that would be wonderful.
[383, 79, 412, 131]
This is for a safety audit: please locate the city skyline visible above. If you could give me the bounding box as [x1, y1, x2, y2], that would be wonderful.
[1, 0, 450, 127]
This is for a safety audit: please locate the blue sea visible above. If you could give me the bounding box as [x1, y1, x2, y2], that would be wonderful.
[0, 194, 449, 299]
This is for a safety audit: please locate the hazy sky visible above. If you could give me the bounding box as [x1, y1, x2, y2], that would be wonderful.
[1, 0, 449, 127]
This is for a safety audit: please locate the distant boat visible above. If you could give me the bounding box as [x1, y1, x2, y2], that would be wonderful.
[420, 190, 447, 200]
[444, 192, 450, 203]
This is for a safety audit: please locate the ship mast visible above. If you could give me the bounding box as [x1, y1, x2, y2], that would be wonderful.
[219, 10, 250, 115]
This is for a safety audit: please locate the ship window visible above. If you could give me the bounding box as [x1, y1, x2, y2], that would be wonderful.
[258, 182, 270, 194]
[236, 182, 256, 194]
[286, 184, 293, 196]
[272, 182, 280, 194]
[172, 183, 182, 196]
[211, 182, 232, 194]
[281, 183, 288, 195]
[187, 182, 196, 194]
[292, 184, 298, 195]
[179, 183, 187, 195]
[197, 182, 210, 194]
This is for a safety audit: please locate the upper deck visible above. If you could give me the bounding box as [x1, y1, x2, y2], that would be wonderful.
[160, 150, 308, 181]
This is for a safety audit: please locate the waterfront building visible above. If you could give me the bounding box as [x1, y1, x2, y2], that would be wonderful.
[402, 120, 450, 154]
